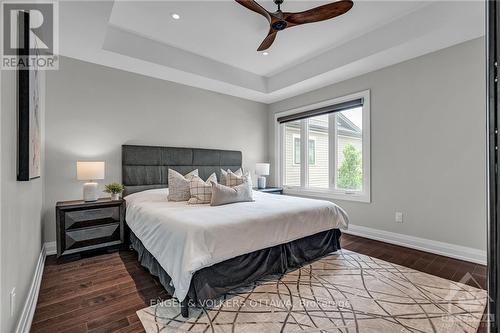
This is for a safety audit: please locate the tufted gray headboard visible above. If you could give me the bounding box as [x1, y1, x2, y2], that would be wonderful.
[122, 145, 242, 196]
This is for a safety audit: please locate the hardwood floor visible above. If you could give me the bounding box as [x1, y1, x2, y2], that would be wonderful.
[31, 234, 488, 333]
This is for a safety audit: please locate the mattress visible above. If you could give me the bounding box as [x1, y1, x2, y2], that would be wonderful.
[125, 188, 349, 302]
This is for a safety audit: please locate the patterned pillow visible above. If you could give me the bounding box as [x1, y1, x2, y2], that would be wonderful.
[188, 173, 218, 204]
[226, 170, 252, 187]
[220, 168, 242, 186]
[167, 169, 198, 201]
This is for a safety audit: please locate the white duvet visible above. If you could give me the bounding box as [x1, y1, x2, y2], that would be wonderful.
[125, 188, 349, 302]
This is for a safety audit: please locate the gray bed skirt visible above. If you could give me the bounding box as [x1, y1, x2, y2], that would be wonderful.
[130, 228, 342, 305]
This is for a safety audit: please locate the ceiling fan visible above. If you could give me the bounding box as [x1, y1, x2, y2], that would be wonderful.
[235, 0, 354, 51]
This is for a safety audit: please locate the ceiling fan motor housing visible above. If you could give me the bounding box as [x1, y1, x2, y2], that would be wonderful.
[272, 20, 288, 30]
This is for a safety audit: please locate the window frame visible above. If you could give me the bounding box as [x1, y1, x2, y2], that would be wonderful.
[275, 90, 371, 203]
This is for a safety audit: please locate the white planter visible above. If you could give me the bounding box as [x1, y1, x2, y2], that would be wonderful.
[111, 193, 120, 200]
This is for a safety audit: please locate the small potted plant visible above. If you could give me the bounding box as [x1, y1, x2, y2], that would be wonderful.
[104, 183, 124, 200]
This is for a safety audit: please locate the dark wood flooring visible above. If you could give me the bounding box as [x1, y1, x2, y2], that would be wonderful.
[31, 234, 488, 333]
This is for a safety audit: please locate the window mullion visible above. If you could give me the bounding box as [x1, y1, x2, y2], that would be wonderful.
[329, 114, 337, 189]
[279, 123, 285, 187]
[300, 119, 309, 187]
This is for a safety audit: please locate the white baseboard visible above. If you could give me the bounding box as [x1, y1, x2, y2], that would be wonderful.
[45, 241, 56, 256]
[344, 224, 487, 265]
[15, 243, 47, 333]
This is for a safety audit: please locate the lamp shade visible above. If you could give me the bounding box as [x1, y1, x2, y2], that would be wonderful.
[255, 163, 270, 176]
[77, 161, 105, 181]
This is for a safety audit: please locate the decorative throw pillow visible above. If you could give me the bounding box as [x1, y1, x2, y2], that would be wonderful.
[188, 173, 218, 204]
[210, 181, 253, 206]
[220, 168, 242, 186]
[167, 169, 198, 201]
[226, 170, 252, 187]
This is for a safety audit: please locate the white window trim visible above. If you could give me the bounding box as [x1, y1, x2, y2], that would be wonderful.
[274, 90, 371, 203]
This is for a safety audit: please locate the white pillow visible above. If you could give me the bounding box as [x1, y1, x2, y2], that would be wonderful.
[226, 170, 252, 187]
[188, 173, 218, 204]
[210, 181, 253, 206]
[220, 168, 242, 186]
[167, 169, 198, 201]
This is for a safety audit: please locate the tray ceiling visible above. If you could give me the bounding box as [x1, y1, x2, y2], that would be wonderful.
[58, 1, 485, 103]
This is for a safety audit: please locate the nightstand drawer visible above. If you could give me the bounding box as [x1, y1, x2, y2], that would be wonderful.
[65, 223, 121, 252]
[64, 206, 120, 230]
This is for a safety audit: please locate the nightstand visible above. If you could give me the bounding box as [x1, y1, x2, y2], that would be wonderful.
[253, 187, 284, 195]
[56, 198, 126, 258]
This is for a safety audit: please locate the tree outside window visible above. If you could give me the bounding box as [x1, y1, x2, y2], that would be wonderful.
[337, 144, 362, 190]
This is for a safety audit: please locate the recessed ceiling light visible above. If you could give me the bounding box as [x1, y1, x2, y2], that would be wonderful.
[262, 52, 269, 56]
[171, 13, 180, 20]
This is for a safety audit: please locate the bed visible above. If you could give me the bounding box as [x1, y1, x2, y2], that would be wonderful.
[122, 145, 349, 317]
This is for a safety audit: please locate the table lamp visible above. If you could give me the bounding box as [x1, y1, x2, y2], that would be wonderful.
[77, 161, 105, 201]
[255, 163, 270, 189]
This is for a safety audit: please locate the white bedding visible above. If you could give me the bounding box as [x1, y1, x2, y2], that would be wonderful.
[125, 188, 349, 302]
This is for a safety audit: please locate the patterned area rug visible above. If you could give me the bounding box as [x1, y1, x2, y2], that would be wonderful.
[137, 250, 487, 332]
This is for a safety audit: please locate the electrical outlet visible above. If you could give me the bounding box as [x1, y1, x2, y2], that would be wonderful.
[395, 212, 403, 223]
[10, 288, 16, 317]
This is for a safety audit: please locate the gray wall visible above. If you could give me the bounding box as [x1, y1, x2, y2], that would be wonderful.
[268, 37, 487, 251]
[1, 70, 45, 332]
[43, 56, 269, 242]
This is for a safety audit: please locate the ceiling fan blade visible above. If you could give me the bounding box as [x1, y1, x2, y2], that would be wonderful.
[257, 30, 278, 51]
[235, 0, 272, 23]
[284, 0, 353, 25]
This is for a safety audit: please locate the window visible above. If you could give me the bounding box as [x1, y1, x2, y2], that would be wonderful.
[277, 91, 370, 202]
[308, 139, 316, 165]
[293, 136, 316, 165]
[293, 137, 300, 164]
